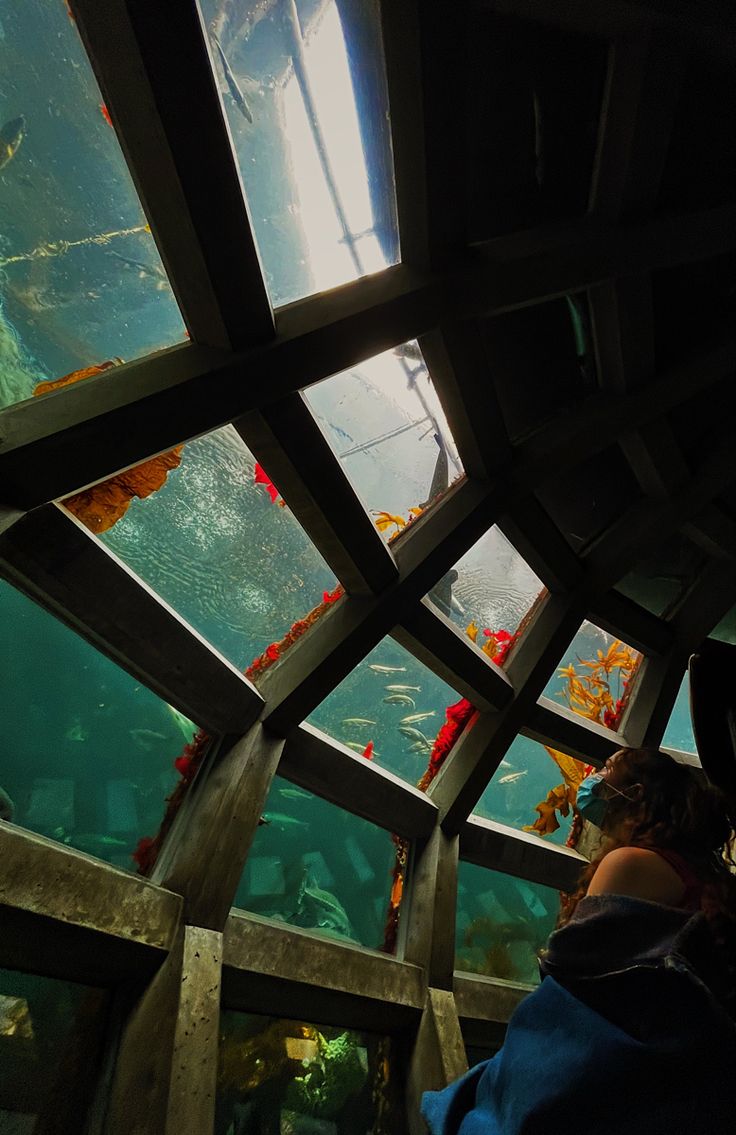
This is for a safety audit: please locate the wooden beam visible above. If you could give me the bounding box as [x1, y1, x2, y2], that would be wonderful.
[394, 599, 514, 712]
[462, 205, 736, 317]
[589, 34, 652, 221]
[459, 816, 587, 892]
[407, 989, 468, 1135]
[419, 321, 512, 483]
[235, 397, 398, 596]
[498, 500, 583, 593]
[154, 726, 284, 931]
[0, 504, 262, 736]
[380, 0, 428, 267]
[454, 971, 529, 1027]
[104, 925, 221, 1135]
[589, 587, 673, 655]
[259, 478, 498, 734]
[279, 723, 437, 841]
[471, 0, 653, 38]
[0, 824, 181, 983]
[402, 826, 460, 989]
[682, 504, 736, 561]
[524, 699, 625, 764]
[72, 0, 272, 347]
[0, 266, 440, 509]
[429, 591, 587, 832]
[222, 910, 425, 1030]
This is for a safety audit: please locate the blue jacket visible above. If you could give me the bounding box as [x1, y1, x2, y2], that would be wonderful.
[422, 895, 736, 1135]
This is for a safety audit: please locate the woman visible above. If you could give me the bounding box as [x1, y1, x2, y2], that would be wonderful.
[422, 748, 736, 1135]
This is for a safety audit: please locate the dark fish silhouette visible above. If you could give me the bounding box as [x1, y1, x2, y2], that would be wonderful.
[0, 115, 25, 170]
[107, 250, 167, 283]
[213, 35, 253, 124]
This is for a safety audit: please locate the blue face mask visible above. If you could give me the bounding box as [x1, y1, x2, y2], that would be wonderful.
[576, 773, 609, 827]
[576, 772, 639, 828]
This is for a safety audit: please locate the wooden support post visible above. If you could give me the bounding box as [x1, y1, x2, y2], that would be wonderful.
[154, 725, 284, 930]
[104, 924, 221, 1135]
[403, 825, 460, 990]
[407, 988, 468, 1135]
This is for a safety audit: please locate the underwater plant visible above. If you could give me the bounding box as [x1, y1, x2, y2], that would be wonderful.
[285, 1030, 367, 1118]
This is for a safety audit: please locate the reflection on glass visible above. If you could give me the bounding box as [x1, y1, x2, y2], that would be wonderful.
[216, 1010, 398, 1134]
[662, 673, 696, 754]
[305, 340, 462, 526]
[439, 525, 542, 635]
[100, 425, 335, 671]
[614, 533, 705, 617]
[232, 774, 398, 951]
[0, 967, 109, 1128]
[472, 734, 575, 847]
[456, 862, 560, 985]
[542, 620, 642, 733]
[0, 578, 196, 868]
[308, 638, 458, 785]
[200, 0, 398, 307]
[0, 3, 184, 409]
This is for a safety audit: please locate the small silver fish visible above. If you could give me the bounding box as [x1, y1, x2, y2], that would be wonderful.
[399, 726, 430, 743]
[130, 728, 167, 751]
[278, 787, 312, 801]
[262, 812, 309, 828]
[400, 711, 436, 725]
[384, 684, 421, 692]
[409, 740, 432, 753]
[369, 664, 407, 674]
[383, 694, 415, 707]
[498, 771, 528, 785]
[341, 717, 377, 727]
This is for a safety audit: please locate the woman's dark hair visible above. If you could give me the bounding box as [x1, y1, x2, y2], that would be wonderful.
[559, 747, 736, 1012]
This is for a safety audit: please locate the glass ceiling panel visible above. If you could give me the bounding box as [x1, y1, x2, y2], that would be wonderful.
[199, 0, 398, 308]
[304, 341, 462, 528]
[435, 524, 543, 636]
[662, 673, 696, 754]
[0, 3, 185, 409]
[232, 774, 399, 952]
[542, 620, 642, 733]
[99, 425, 335, 672]
[536, 444, 641, 552]
[614, 532, 705, 618]
[217, 1009, 400, 1132]
[307, 638, 458, 786]
[456, 861, 560, 986]
[0, 578, 196, 870]
[472, 734, 580, 847]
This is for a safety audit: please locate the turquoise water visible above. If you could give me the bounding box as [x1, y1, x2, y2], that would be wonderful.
[233, 775, 398, 950]
[0, 966, 109, 1129]
[456, 862, 560, 986]
[662, 673, 696, 753]
[0, 577, 197, 869]
[472, 733, 576, 847]
[0, 3, 184, 408]
[216, 1010, 399, 1134]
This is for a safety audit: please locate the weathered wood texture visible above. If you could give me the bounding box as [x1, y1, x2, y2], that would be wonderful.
[279, 723, 437, 840]
[459, 817, 586, 892]
[154, 726, 284, 930]
[0, 504, 263, 735]
[222, 910, 424, 1030]
[407, 989, 469, 1135]
[403, 826, 460, 989]
[104, 925, 221, 1135]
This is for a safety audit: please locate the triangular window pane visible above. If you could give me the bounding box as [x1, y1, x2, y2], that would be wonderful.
[662, 673, 696, 754]
[307, 638, 459, 786]
[305, 341, 462, 531]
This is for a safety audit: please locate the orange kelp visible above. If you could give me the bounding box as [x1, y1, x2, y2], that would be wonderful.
[525, 639, 641, 840]
[33, 362, 183, 534]
[244, 585, 343, 683]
